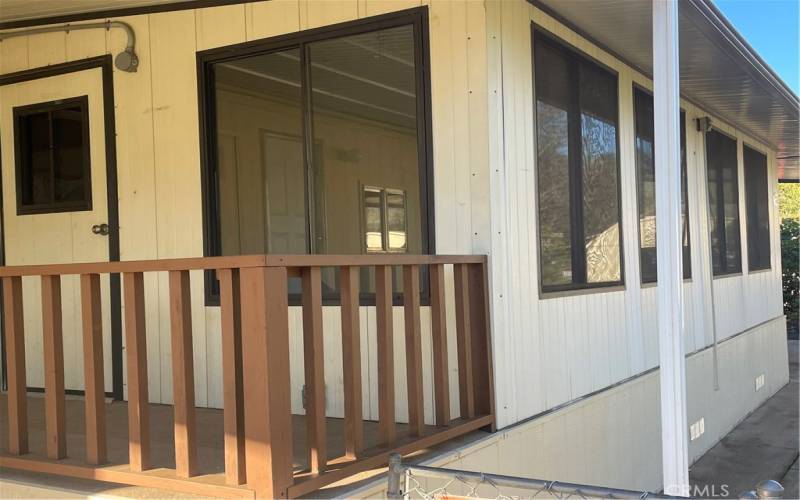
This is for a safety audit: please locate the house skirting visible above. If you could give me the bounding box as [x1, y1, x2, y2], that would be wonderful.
[343, 315, 789, 496]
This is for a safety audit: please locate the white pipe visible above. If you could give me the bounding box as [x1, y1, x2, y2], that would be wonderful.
[0, 20, 138, 72]
[653, 0, 690, 496]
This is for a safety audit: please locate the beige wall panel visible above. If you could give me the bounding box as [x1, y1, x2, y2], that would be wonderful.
[148, 10, 208, 406]
[106, 15, 164, 402]
[301, 0, 359, 29]
[196, 4, 248, 50]
[1, 36, 29, 73]
[465, 0, 491, 255]
[246, 0, 301, 40]
[65, 28, 107, 62]
[27, 31, 66, 67]
[363, 0, 422, 17]
[427, 0, 458, 254]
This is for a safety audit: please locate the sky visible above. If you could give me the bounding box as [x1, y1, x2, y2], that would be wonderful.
[714, 0, 799, 95]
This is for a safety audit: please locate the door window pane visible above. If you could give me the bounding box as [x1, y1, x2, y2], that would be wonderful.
[534, 32, 623, 292]
[633, 88, 692, 283]
[743, 145, 771, 271]
[706, 130, 742, 275]
[14, 96, 92, 214]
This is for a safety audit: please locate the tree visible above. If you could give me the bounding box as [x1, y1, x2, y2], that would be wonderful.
[779, 183, 799, 337]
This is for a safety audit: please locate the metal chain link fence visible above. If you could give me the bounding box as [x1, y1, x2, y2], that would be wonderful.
[386, 454, 786, 500]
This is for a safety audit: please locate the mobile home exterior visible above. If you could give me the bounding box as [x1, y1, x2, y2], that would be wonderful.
[0, 0, 796, 497]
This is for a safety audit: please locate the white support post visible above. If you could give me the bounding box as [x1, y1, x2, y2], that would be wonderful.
[653, 0, 690, 496]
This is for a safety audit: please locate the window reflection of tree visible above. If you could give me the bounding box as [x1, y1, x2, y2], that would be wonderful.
[581, 113, 620, 283]
[536, 101, 572, 285]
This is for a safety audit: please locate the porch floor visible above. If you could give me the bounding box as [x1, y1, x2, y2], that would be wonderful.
[0, 393, 489, 498]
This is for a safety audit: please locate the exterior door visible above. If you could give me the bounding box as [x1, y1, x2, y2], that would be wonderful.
[1, 67, 115, 394]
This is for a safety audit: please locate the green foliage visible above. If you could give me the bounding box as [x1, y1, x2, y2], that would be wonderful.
[782, 217, 799, 334]
[779, 183, 799, 334]
[779, 183, 800, 220]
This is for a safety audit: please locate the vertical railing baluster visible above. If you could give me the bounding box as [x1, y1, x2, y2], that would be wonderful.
[80, 273, 107, 464]
[402, 265, 425, 437]
[469, 262, 494, 426]
[453, 264, 475, 419]
[339, 266, 363, 458]
[41, 274, 66, 459]
[218, 268, 246, 486]
[375, 265, 396, 447]
[240, 266, 293, 498]
[123, 271, 150, 471]
[3, 276, 28, 455]
[429, 264, 450, 426]
[302, 266, 327, 473]
[169, 270, 197, 478]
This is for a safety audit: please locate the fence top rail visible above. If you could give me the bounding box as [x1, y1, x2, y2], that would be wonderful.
[0, 254, 487, 277]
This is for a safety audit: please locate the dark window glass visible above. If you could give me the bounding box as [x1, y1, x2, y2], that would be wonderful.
[206, 17, 428, 302]
[633, 88, 691, 282]
[534, 31, 623, 292]
[14, 96, 91, 214]
[706, 130, 742, 275]
[743, 145, 771, 271]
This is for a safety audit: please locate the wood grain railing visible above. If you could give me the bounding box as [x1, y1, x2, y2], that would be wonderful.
[0, 254, 495, 498]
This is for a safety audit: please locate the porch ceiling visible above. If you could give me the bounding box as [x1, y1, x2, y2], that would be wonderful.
[533, 0, 800, 181]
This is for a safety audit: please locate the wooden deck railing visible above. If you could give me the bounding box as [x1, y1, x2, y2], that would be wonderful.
[0, 254, 494, 498]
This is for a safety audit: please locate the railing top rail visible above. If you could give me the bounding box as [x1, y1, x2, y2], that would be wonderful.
[0, 254, 487, 277]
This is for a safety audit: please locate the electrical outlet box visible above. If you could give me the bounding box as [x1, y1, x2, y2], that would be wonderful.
[689, 417, 705, 441]
[755, 374, 765, 391]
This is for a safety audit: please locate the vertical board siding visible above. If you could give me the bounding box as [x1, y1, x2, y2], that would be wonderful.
[486, 0, 784, 427]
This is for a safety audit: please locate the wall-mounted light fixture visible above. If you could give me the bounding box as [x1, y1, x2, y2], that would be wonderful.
[696, 116, 713, 133]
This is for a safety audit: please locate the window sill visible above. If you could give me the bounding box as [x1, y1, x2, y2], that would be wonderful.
[747, 267, 772, 275]
[713, 271, 743, 280]
[539, 284, 625, 300]
[640, 278, 693, 288]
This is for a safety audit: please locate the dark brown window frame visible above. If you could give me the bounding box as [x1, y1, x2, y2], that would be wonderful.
[196, 6, 434, 306]
[706, 128, 743, 276]
[13, 95, 93, 215]
[743, 143, 771, 272]
[532, 25, 626, 295]
[632, 85, 692, 283]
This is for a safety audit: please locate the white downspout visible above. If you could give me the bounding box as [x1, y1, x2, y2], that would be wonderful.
[653, 0, 690, 496]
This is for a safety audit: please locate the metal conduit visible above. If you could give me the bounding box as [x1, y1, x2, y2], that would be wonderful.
[0, 20, 139, 72]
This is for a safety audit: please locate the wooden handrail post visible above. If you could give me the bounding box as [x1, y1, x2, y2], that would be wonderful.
[453, 264, 475, 419]
[218, 268, 246, 486]
[429, 264, 450, 426]
[169, 270, 197, 478]
[339, 266, 363, 458]
[240, 266, 293, 498]
[3, 276, 28, 455]
[468, 263, 495, 427]
[402, 265, 425, 437]
[375, 265, 396, 447]
[80, 274, 107, 464]
[123, 271, 150, 471]
[302, 266, 327, 473]
[41, 274, 66, 459]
